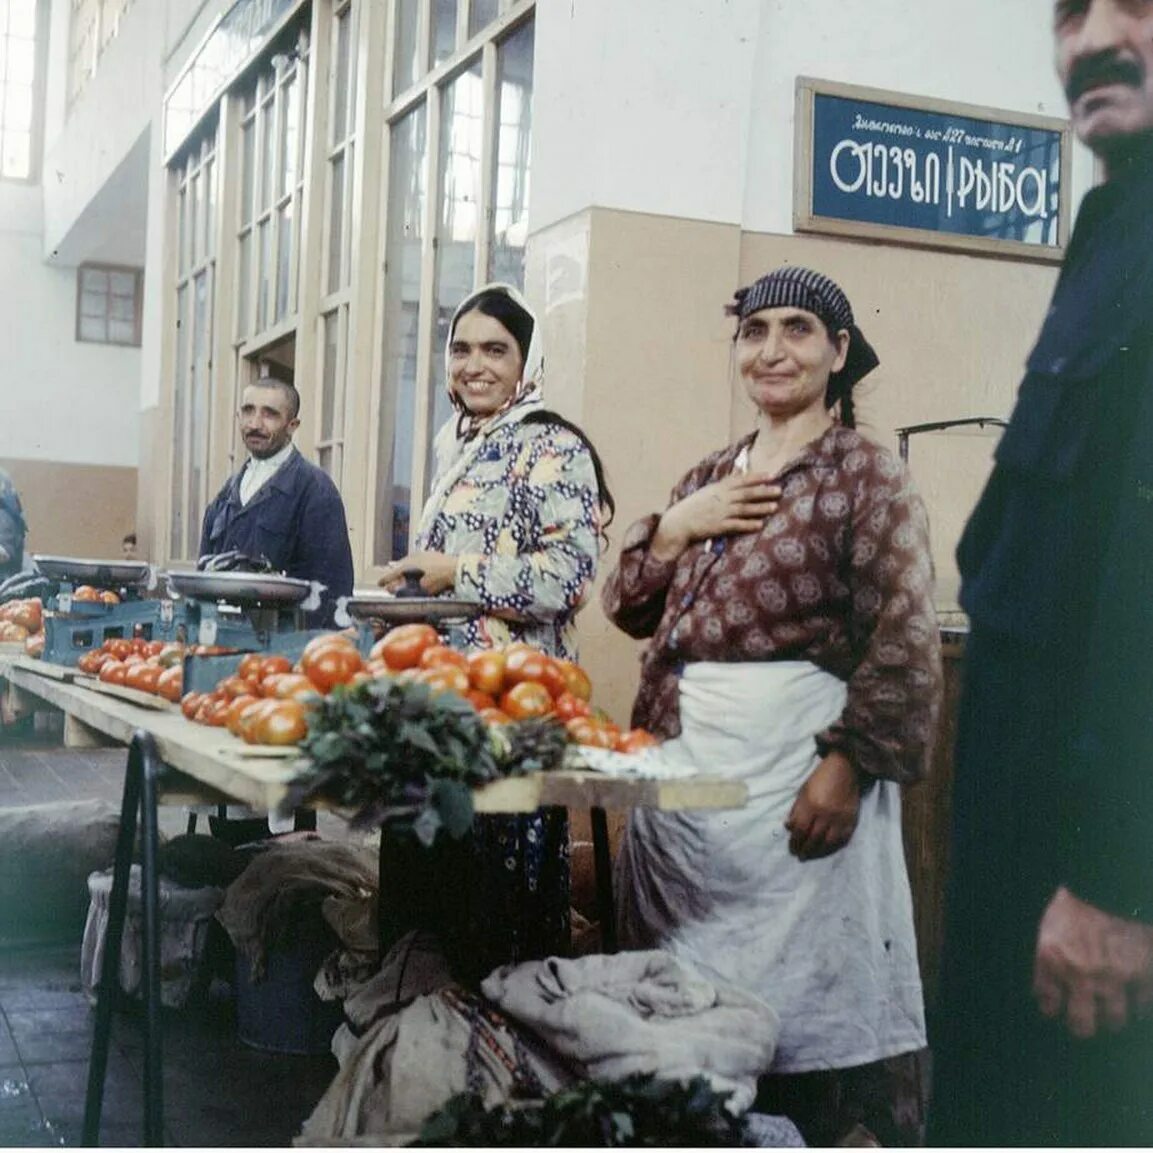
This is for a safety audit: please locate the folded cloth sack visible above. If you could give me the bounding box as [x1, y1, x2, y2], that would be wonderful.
[217, 840, 377, 978]
[480, 949, 780, 1114]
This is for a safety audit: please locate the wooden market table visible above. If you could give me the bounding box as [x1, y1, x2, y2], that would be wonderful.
[0, 653, 747, 1147]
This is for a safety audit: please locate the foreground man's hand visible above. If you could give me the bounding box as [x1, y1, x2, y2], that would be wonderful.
[1033, 885, 1153, 1039]
[786, 751, 861, 860]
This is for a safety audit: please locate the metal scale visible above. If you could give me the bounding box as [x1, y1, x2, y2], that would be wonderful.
[338, 570, 483, 648]
[33, 556, 184, 666]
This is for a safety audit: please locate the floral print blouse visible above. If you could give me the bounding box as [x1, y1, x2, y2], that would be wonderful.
[418, 408, 602, 660]
[601, 426, 942, 783]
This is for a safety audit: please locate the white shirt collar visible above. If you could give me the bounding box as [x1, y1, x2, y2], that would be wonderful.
[240, 442, 295, 505]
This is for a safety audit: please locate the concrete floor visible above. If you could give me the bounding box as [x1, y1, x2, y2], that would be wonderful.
[0, 723, 348, 1147]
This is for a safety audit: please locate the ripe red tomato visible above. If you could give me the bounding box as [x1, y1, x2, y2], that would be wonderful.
[157, 665, 184, 703]
[503, 646, 548, 688]
[419, 644, 469, 672]
[73, 585, 102, 603]
[556, 659, 593, 702]
[501, 680, 554, 720]
[226, 694, 261, 737]
[180, 691, 204, 719]
[271, 673, 321, 702]
[260, 654, 293, 679]
[564, 717, 615, 749]
[554, 691, 592, 722]
[463, 689, 497, 712]
[301, 632, 359, 661]
[480, 707, 512, 726]
[237, 653, 266, 682]
[98, 660, 128, 686]
[106, 639, 133, 661]
[537, 657, 569, 701]
[125, 663, 162, 694]
[615, 728, 659, 754]
[371, 623, 440, 671]
[253, 699, 309, 746]
[99, 591, 121, 605]
[301, 643, 363, 693]
[467, 650, 507, 696]
[420, 666, 470, 697]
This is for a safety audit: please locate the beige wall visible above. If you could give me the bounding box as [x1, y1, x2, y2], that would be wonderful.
[1, 458, 137, 562]
[528, 207, 1061, 724]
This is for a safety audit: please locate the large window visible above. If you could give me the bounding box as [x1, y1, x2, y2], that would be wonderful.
[76, 264, 143, 346]
[373, 1, 534, 566]
[67, 0, 134, 109]
[170, 128, 219, 562]
[0, 0, 45, 181]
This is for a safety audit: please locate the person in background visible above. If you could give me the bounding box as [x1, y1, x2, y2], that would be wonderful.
[602, 266, 941, 1147]
[121, 532, 138, 560]
[199, 376, 354, 628]
[0, 467, 27, 581]
[379, 282, 613, 976]
[928, 1, 1153, 1145]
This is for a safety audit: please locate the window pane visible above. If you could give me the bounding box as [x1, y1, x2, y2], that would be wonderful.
[489, 19, 534, 286]
[9, 0, 36, 40]
[79, 315, 107, 342]
[432, 0, 457, 67]
[469, 0, 500, 37]
[189, 171, 200, 265]
[327, 151, 345, 294]
[108, 319, 137, 344]
[257, 218, 271, 330]
[275, 200, 293, 321]
[204, 157, 216, 255]
[332, 7, 351, 144]
[5, 84, 32, 131]
[280, 72, 299, 198]
[110, 294, 135, 322]
[188, 272, 212, 558]
[109, 270, 136, 295]
[177, 184, 187, 276]
[8, 40, 34, 87]
[171, 285, 188, 558]
[427, 64, 482, 493]
[376, 102, 428, 566]
[240, 119, 255, 222]
[392, 0, 419, 97]
[82, 267, 109, 294]
[259, 94, 275, 210]
[2, 132, 29, 179]
[236, 229, 251, 338]
[321, 310, 339, 441]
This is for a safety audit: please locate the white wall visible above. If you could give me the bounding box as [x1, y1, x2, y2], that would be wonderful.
[0, 186, 140, 467]
[532, 0, 1096, 234]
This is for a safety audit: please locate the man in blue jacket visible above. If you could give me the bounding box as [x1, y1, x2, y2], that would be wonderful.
[200, 377, 354, 627]
[928, 0, 1153, 1144]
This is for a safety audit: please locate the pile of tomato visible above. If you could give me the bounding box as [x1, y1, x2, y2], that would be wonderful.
[71, 586, 121, 605]
[181, 625, 659, 754]
[0, 597, 44, 654]
[77, 637, 187, 700]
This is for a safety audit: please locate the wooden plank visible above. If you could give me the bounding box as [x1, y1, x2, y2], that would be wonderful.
[8, 655, 78, 682]
[64, 713, 117, 749]
[82, 680, 177, 712]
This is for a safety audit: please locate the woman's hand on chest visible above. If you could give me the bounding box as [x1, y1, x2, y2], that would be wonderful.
[651, 473, 781, 561]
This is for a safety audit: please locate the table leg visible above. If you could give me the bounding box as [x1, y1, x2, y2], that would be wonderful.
[590, 806, 616, 953]
[83, 730, 165, 1147]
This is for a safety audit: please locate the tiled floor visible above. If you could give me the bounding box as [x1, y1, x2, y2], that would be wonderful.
[0, 726, 347, 1147]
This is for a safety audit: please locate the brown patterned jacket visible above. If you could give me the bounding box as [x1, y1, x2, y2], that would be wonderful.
[602, 426, 942, 783]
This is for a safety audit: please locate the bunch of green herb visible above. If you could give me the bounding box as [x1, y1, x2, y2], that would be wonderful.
[410, 1073, 751, 1147]
[280, 679, 570, 846]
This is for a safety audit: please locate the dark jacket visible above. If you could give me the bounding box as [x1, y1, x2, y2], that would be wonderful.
[0, 469, 26, 582]
[200, 449, 354, 627]
[957, 155, 1153, 922]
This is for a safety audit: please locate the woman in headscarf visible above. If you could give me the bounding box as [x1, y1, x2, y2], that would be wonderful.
[601, 266, 941, 1146]
[380, 282, 613, 974]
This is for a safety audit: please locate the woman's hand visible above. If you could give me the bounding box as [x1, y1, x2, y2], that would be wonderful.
[378, 551, 459, 596]
[650, 474, 781, 561]
[786, 751, 861, 860]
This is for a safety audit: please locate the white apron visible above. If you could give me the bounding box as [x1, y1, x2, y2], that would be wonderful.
[615, 661, 926, 1073]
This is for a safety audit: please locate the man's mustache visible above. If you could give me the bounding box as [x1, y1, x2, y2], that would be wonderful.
[1065, 51, 1144, 105]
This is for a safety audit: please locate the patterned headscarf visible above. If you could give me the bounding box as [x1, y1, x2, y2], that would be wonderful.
[726, 266, 880, 414]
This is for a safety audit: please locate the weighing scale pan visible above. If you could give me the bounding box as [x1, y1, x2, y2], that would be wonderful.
[342, 590, 482, 624]
[33, 555, 151, 585]
[166, 569, 313, 604]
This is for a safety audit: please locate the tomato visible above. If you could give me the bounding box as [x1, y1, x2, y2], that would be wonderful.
[5, 599, 42, 633]
[253, 699, 309, 746]
[125, 663, 162, 694]
[503, 646, 548, 688]
[479, 707, 512, 726]
[301, 632, 358, 664]
[420, 666, 470, 696]
[466, 649, 507, 696]
[419, 644, 469, 672]
[564, 717, 615, 749]
[500, 680, 554, 720]
[260, 654, 293, 679]
[537, 657, 569, 701]
[463, 689, 497, 712]
[371, 623, 440, 671]
[72, 585, 102, 603]
[78, 651, 109, 675]
[196, 695, 231, 727]
[155, 644, 185, 668]
[226, 694, 261, 737]
[218, 676, 255, 700]
[615, 728, 659, 754]
[157, 665, 184, 703]
[180, 691, 204, 719]
[365, 659, 391, 679]
[24, 633, 44, 659]
[301, 643, 363, 693]
[98, 660, 128, 686]
[553, 690, 592, 722]
[107, 639, 133, 661]
[237, 653, 266, 682]
[556, 659, 592, 702]
[0, 620, 27, 642]
[99, 591, 121, 605]
[271, 673, 320, 702]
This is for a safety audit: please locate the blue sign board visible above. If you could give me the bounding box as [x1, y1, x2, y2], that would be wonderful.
[799, 83, 1068, 255]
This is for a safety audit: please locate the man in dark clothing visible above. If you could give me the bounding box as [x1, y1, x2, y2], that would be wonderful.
[928, 1, 1153, 1145]
[0, 468, 26, 582]
[200, 377, 354, 627]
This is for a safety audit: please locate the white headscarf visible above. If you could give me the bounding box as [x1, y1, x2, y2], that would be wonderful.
[419, 283, 546, 539]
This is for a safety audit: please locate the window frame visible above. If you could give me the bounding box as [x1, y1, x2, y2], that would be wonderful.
[0, 0, 50, 184]
[74, 262, 145, 347]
